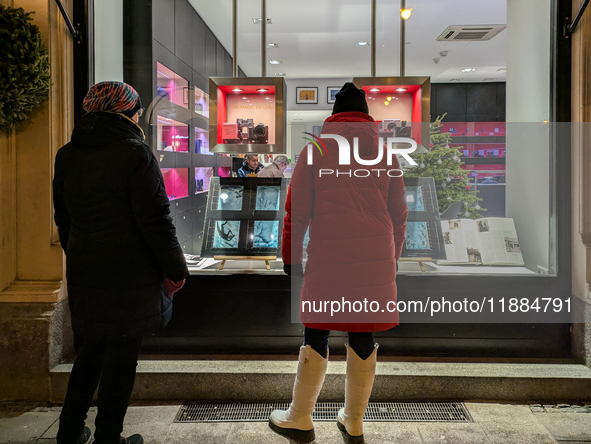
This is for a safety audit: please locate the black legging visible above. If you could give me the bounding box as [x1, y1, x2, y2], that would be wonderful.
[303, 327, 375, 360]
[56, 335, 143, 444]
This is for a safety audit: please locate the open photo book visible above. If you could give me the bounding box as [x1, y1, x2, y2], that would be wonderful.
[436, 217, 524, 266]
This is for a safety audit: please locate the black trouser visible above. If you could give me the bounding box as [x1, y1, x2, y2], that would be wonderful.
[304, 327, 375, 360]
[56, 335, 143, 444]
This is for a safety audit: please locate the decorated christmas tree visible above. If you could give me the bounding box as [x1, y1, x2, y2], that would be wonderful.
[403, 114, 484, 218]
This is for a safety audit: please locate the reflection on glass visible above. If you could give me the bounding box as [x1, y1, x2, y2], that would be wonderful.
[256, 186, 280, 211]
[213, 221, 239, 248]
[253, 221, 279, 248]
[218, 186, 243, 210]
[405, 186, 425, 212]
[405, 222, 429, 250]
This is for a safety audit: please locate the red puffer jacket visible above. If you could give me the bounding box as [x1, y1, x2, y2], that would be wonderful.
[282, 112, 408, 332]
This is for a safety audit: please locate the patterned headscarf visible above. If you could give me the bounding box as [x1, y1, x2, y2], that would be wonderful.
[83, 81, 140, 116]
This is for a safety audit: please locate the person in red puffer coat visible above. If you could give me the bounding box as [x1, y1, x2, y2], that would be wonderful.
[269, 83, 408, 444]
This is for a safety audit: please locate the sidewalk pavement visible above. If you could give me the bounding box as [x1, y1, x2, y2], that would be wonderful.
[1, 402, 591, 444]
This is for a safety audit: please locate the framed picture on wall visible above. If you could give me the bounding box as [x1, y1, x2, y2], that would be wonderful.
[327, 86, 340, 104]
[296, 87, 318, 104]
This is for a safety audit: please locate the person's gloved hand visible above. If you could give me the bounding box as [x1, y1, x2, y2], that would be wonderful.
[163, 278, 186, 299]
[283, 264, 303, 277]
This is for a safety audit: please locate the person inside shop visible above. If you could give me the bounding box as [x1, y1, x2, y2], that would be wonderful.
[269, 83, 408, 444]
[237, 154, 264, 177]
[53, 81, 189, 444]
[257, 155, 290, 178]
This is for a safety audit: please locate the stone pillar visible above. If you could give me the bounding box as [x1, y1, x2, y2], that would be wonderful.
[571, 0, 591, 367]
[0, 0, 74, 401]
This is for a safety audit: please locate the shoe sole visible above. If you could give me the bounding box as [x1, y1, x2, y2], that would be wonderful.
[268, 418, 315, 443]
[337, 420, 365, 444]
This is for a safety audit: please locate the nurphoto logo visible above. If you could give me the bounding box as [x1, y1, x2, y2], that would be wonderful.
[302, 132, 417, 177]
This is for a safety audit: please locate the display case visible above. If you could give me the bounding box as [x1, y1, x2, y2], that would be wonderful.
[161, 168, 189, 200]
[156, 116, 189, 152]
[194, 127, 210, 154]
[195, 89, 209, 118]
[209, 77, 286, 154]
[156, 62, 189, 109]
[353, 77, 430, 150]
[195, 167, 213, 194]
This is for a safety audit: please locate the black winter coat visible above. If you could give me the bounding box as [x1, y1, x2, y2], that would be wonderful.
[53, 112, 189, 339]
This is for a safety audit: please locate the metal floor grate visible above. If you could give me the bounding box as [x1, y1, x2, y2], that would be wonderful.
[175, 402, 472, 423]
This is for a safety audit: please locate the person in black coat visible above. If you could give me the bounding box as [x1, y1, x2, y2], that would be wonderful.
[53, 81, 189, 444]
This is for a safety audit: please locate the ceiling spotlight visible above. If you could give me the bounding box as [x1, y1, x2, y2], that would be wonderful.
[461, 68, 476, 72]
[253, 18, 272, 24]
[269, 60, 282, 65]
[257, 88, 269, 92]
[267, 43, 278, 48]
[384, 101, 389, 105]
[400, 8, 412, 19]
[387, 96, 392, 101]
[355, 41, 370, 46]
[369, 88, 381, 92]
[232, 88, 243, 92]
[396, 88, 407, 92]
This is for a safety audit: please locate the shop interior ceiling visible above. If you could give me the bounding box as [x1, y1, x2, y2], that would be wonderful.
[189, 0, 507, 82]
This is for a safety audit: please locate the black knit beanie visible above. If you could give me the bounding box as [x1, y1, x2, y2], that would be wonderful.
[332, 82, 369, 115]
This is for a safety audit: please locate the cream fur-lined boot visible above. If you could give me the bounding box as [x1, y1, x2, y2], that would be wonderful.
[269, 345, 328, 443]
[337, 343, 378, 444]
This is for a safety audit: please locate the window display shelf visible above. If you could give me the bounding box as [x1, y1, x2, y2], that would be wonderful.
[157, 116, 190, 152]
[194, 127, 211, 155]
[353, 77, 430, 150]
[157, 62, 189, 109]
[195, 89, 209, 118]
[161, 168, 189, 200]
[209, 77, 286, 154]
[195, 167, 213, 194]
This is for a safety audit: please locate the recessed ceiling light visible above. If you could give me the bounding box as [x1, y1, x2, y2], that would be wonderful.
[355, 41, 370, 46]
[257, 88, 269, 92]
[369, 88, 381, 92]
[232, 88, 243, 92]
[253, 18, 272, 24]
[461, 68, 476, 72]
[269, 60, 282, 65]
[274, 72, 286, 76]
[483, 78, 498, 81]
[450, 78, 464, 81]
[242, 97, 247, 99]
[396, 88, 407, 92]
[267, 43, 278, 48]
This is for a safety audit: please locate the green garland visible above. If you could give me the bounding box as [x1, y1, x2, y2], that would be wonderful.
[0, 6, 51, 134]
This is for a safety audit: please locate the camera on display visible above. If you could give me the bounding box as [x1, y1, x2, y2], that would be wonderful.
[378, 119, 412, 138]
[222, 118, 268, 144]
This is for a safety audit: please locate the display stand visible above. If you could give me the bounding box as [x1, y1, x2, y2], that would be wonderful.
[399, 257, 432, 272]
[214, 255, 277, 270]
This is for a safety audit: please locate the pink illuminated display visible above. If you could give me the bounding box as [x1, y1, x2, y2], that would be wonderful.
[217, 167, 232, 178]
[156, 62, 189, 109]
[161, 168, 189, 200]
[158, 117, 189, 152]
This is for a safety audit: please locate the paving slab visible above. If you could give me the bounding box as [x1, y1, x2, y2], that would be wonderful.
[534, 413, 591, 441]
[466, 403, 557, 444]
[164, 422, 234, 444]
[416, 422, 491, 443]
[0, 412, 59, 444]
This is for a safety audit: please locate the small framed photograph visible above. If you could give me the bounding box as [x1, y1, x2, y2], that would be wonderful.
[327, 86, 340, 104]
[296, 87, 318, 104]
